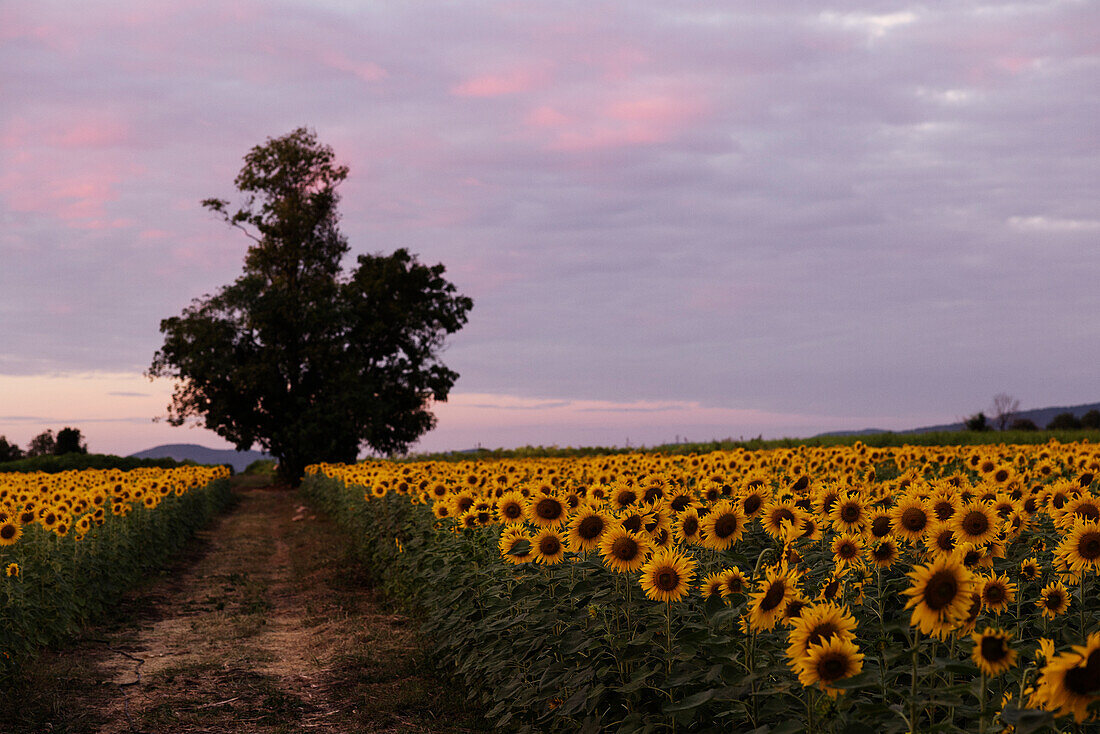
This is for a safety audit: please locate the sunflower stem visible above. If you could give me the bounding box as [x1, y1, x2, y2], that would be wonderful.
[909, 627, 920, 733]
[979, 671, 987, 734]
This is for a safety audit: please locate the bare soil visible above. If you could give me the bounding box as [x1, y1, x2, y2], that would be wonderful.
[3, 480, 483, 733]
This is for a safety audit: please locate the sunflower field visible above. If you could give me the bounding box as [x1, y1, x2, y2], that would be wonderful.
[0, 465, 232, 677]
[301, 441, 1100, 733]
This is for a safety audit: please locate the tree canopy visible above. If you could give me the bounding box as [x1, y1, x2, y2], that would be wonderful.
[149, 128, 473, 484]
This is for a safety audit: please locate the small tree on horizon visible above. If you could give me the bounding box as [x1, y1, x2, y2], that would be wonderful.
[26, 429, 56, 457]
[54, 427, 88, 455]
[991, 392, 1021, 431]
[0, 436, 23, 462]
[964, 412, 990, 432]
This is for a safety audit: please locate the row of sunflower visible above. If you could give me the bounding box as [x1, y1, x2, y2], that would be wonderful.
[0, 465, 232, 678]
[303, 441, 1100, 732]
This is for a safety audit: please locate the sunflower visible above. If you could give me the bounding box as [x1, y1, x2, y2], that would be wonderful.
[830, 492, 867, 534]
[1020, 557, 1041, 581]
[971, 628, 1017, 677]
[928, 486, 960, 523]
[795, 636, 865, 697]
[527, 491, 568, 528]
[1032, 632, 1100, 722]
[870, 538, 899, 569]
[1037, 582, 1071, 619]
[496, 491, 527, 524]
[761, 499, 805, 540]
[5, 562, 18, 578]
[610, 482, 640, 511]
[951, 501, 999, 547]
[672, 507, 703, 545]
[1058, 495, 1100, 530]
[498, 527, 535, 564]
[1055, 520, 1100, 575]
[979, 572, 1016, 614]
[831, 534, 865, 570]
[747, 565, 798, 632]
[639, 547, 696, 603]
[567, 506, 610, 553]
[532, 528, 567, 564]
[924, 522, 957, 557]
[903, 555, 976, 639]
[0, 520, 21, 546]
[599, 526, 651, 574]
[890, 496, 931, 542]
[700, 572, 725, 599]
[868, 509, 893, 539]
[738, 485, 771, 519]
[786, 602, 858, 663]
[700, 500, 746, 550]
[719, 567, 748, 599]
[450, 491, 476, 516]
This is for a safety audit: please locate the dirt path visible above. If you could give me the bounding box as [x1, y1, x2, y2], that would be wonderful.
[5, 483, 482, 734]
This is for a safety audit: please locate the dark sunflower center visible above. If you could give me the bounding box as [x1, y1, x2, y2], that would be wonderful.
[791, 476, 809, 492]
[760, 581, 787, 611]
[963, 550, 981, 566]
[824, 579, 840, 598]
[623, 515, 643, 533]
[819, 653, 848, 681]
[1076, 504, 1100, 521]
[936, 532, 956, 552]
[682, 516, 699, 536]
[503, 503, 522, 519]
[612, 537, 639, 561]
[994, 470, 1009, 483]
[772, 508, 795, 526]
[980, 636, 1008, 663]
[807, 623, 840, 648]
[577, 515, 604, 540]
[655, 569, 680, 591]
[1053, 494, 1068, 509]
[873, 543, 894, 561]
[617, 490, 637, 507]
[743, 495, 762, 515]
[457, 497, 474, 512]
[0, 524, 15, 540]
[539, 535, 561, 556]
[670, 496, 689, 512]
[535, 498, 563, 521]
[925, 570, 959, 610]
[984, 584, 1005, 603]
[934, 501, 955, 521]
[1063, 651, 1100, 696]
[840, 504, 860, 523]
[871, 515, 891, 537]
[962, 510, 989, 536]
[965, 594, 981, 623]
[725, 576, 742, 593]
[838, 542, 858, 559]
[714, 513, 739, 538]
[902, 507, 927, 531]
[786, 599, 807, 618]
[1044, 592, 1065, 610]
[1078, 532, 1100, 560]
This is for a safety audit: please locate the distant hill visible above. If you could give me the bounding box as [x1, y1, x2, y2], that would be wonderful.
[817, 401, 1100, 438]
[129, 443, 272, 473]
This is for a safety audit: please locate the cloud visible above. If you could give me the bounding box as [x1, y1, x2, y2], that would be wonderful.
[1, 0, 1097, 455]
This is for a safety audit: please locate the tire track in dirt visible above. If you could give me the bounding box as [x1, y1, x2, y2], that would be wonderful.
[5, 484, 482, 734]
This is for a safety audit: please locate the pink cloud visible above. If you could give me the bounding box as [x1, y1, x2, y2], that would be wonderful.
[451, 66, 550, 97]
[525, 105, 571, 128]
[318, 51, 388, 82]
[528, 90, 708, 152]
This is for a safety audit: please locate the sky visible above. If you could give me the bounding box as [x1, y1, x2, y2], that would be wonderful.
[1, 1, 1098, 456]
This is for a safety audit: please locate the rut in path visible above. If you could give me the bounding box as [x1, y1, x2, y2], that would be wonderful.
[7, 484, 482, 734]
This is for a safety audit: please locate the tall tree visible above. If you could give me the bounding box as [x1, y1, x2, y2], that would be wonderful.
[149, 128, 472, 484]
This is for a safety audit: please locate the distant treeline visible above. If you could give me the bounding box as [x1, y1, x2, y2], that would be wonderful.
[404, 428, 1100, 462]
[0, 452, 193, 474]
